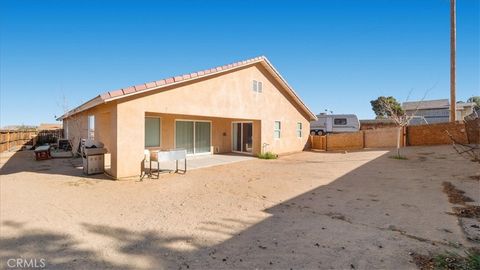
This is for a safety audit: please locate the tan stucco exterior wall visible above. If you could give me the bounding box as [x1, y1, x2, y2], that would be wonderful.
[63, 114, 87, 152]
[66, 63, 311, 179]
[63, 103, 115, 154]
[63, 103, 116, 175]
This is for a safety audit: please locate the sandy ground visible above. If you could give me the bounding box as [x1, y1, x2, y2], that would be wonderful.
[0, 146, 479, 270]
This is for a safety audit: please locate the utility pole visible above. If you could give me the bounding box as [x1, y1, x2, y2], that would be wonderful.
[450, 0, 456, 122]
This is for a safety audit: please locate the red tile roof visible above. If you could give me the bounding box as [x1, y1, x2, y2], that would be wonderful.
[58, 56, 316, 120]
[98, 56, 266, 101]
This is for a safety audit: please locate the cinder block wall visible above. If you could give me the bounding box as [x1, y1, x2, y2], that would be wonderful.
[364, 127, 402, 148]
[309, 122, 470, 151]
[465, 118, 480, 144]
[407, 122, 468, 146]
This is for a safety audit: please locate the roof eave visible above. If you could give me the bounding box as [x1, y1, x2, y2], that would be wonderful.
[56, 95, 104, 121]
[61, 56, 317, 121]
[259, 58, 317, 121]
[102, 58, 265, 103]
[101, 57, 317, 120]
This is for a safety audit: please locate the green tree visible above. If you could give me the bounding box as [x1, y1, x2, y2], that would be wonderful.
[467, 96, 480, 109]
[370, 96, 404, 119]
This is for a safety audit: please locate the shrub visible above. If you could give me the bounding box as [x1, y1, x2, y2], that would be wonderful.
[389, 155, 408, 160]
[433, 249, 480, 270]
[258, 152, 278, 159]
[412, 248, 480, 270]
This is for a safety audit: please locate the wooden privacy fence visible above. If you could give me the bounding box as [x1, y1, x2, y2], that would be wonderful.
[0, 130, 37, 152]
[310, 121, 470, 151]
[310, 127, 405, 151]
[310, 135, 327, 150]
[0, 129, 64, 153]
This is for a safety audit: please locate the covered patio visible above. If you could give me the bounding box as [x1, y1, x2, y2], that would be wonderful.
[144, 113, 261, 156]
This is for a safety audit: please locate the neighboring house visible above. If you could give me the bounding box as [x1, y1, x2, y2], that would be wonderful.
[58, 56, 316, 179]
[38, 123, 63, 131]
[402, 99, 476, 125]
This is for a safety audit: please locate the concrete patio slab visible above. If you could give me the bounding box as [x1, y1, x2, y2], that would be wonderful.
[149, 153, 255, 174]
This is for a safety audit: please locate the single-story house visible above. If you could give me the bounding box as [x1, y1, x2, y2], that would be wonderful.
[58, 56, 316, 179]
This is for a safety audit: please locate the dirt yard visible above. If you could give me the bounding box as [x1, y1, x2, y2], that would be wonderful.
[0, 146, 479, 269]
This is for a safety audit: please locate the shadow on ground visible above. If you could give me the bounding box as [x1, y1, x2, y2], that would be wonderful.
[0, 150, 110, 180]
[0, 150, 253, 180]
[0, 221, 130, 270]
[1, 147, 478, 269]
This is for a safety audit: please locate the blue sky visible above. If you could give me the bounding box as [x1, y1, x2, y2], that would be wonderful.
[1, 0, 478, 126]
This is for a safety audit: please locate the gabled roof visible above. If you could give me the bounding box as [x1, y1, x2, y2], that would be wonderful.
[58, 56, 316, 120]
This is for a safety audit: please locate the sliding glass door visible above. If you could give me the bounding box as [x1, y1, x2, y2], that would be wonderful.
[175, 120, 211, 155]
[232, 122, 253, 154]
[195, 122, 211, 154]
[175, 121, 194, 154]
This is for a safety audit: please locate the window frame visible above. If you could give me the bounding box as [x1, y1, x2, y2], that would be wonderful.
[145, 116, 162, 148]
[87, 115, 95, 140]
[65, 120, 69, 139]
[174, 119, 212, 155]
[252, 80, 263, 93]
[333, 118, 347, 125]
[296, 122, 302, 138]
[274, 121, 281, 139]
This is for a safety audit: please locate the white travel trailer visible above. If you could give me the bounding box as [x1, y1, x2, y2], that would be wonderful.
[310, 114, 360, 135]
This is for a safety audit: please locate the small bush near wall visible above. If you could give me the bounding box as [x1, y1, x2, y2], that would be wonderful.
[258, 152, 278, 159]
[389, 155, 408, 160]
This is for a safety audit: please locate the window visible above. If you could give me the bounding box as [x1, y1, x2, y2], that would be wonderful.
[333, 118, 347, 125]
[145, 117, 161, 147]
[274, 121, 281, 138]
[87, 115, 95, 140]
[296, 122, 302, 137]
[65, 120, 69, 139]
[252, 80, 263, 93]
